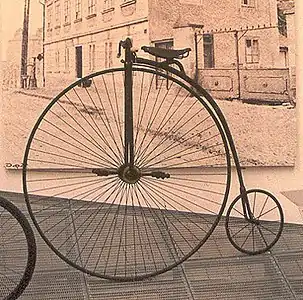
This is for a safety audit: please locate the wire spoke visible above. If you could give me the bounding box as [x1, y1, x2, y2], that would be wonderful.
[91, 76, 125, 163]
[143, 151, 226, 170]
[33, 178, 119, 234]
[42, 111, 119, 167]
[256, 226, 269, 248]
[133, 73, 157, 159]
[27, 174, 96, 183]
[98, 183, 128, 275]
[36, 125, 114, 167]
[135, 88, 194, 164]
[239, 224, 255, 249]
[135, 84, 184, 164]
[135, 182, 179, 268]
[139, 180, 208, 242]
[80, 181, 126, 270]
[258, 196, 269, 218]
[75, 86, 122, 161]
[45, 178, 121, 246]
[230, 222, 251, 239]
[138, 112, 212, 168]
[142, 177, 218, 224]
[29, 147, 106, 168]
[71, 181, 125, 267]
[257, 206, 278, 219]
[55, 100, 119, 166]
[33, 137, 109, 167]
[137, 183, 187, 260]
[135, 74, 165, 159]
[36, 128, 110, 165]
[258, 222, 280, 237]
[135, 80, 175, 163]
[64, 90, 123, 165]
[134, 71, 146, 152]
[169, 175, 226, 186]
[111, 72, 124, 150]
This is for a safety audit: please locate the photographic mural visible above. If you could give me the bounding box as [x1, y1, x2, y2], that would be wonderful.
[2, 0, 296, 170]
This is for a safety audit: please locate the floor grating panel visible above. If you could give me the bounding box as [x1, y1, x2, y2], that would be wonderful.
[0, 191, 302, 299]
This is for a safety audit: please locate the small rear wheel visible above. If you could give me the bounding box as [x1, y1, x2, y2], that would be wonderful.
[225, 189, 284, 255]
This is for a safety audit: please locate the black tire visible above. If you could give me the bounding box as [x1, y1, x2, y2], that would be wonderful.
[23, 66, 231, 281]
[0, 196, 36, 300]
[225, 189, 284, 255]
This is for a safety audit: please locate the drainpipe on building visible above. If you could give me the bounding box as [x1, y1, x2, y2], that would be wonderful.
[29, 57, 37, 88]
[234, 31, 241, 100]
[194, 31, 199, 84]
[20, 0, 30, 88]
[188, 23, 204, 85]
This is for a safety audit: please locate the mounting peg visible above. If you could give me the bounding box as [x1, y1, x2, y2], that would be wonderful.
[150, 171, 170, 179]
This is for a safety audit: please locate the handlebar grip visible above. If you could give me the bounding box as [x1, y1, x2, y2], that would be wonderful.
[117, 38, 133, 58]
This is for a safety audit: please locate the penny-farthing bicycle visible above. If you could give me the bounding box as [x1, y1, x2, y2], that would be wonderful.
[23, 38, 284, 282]
[0, 196, 36, 299]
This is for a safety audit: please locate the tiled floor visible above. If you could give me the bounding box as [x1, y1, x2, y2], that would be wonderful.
[1, 190, 303, 300]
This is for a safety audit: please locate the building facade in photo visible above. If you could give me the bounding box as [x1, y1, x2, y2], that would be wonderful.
[44, 0, 294, 102]
[277, 0, 295, 101]
[44, 0, 149, 87]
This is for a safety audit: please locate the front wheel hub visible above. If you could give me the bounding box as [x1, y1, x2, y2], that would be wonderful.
[118, 164, 141, 184]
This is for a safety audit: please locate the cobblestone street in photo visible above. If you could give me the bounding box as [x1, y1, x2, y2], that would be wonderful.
[2, 88, 296, 167]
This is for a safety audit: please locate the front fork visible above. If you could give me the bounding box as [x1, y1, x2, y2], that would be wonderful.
[215, 100, 258, 224]
[239, 186, 259, 224]
[118, 38, 135, 166]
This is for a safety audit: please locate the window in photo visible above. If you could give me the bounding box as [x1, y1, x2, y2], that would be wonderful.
[88, 0, 96, 15]
[89, 44, 96, 71]
[75, 0, 82, 19]
[64, 0, 71, 23]
[245, 38, 259, 63]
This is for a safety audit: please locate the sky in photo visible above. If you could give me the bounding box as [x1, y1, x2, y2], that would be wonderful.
[1, 0, 43, 60]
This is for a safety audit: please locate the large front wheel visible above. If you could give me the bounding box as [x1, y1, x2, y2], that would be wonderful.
[23, 67, 231, 281]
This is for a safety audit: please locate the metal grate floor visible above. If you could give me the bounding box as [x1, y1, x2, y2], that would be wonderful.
[1, 191, 303, 300]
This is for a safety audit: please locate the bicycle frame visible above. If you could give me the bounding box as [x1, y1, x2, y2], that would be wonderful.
[119, 38, 255, 222]
[21, 38, 284, 282]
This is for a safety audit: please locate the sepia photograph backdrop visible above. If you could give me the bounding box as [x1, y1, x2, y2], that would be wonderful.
[1, 0, 296, 167]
